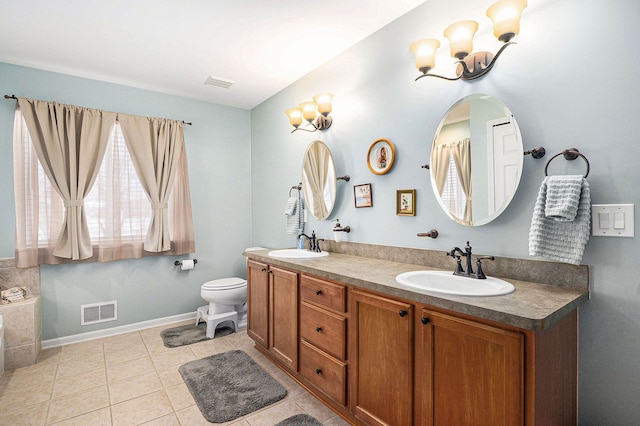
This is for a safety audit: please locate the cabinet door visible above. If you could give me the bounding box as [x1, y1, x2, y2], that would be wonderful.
[417, 309, 524, 426]
[269, 266, 299, 371]
[350, 290, 414, 426]
[247, 260, 269, 348]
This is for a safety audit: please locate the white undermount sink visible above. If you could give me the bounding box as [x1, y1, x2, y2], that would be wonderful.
[268, 249, 329, 259]
[395, 270, 515, 296]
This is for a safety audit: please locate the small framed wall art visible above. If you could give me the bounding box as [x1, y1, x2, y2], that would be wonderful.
[354, 183, 373, 208]
[367, 138, 395, 175]
[396, 189, 416, 216]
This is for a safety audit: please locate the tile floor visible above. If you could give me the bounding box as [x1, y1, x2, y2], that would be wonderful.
[0, 321, 351, 425]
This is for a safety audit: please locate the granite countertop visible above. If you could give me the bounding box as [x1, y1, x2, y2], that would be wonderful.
[244, 249, 589, 331]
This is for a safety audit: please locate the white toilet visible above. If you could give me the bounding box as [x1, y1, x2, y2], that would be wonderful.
[196, 247, 265, 338]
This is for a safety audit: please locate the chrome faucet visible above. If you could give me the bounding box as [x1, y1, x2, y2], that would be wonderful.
[447, 241, 494, 279]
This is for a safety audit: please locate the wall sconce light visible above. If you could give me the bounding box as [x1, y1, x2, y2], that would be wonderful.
[410, 0, 527, 81]
[285, 93, 333, 133]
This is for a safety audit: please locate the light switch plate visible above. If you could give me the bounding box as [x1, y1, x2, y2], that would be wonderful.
[592, 204, 634, 237]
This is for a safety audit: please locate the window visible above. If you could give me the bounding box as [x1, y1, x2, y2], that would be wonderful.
[441, 153, 466, 220]
[13, 102, 194, 267]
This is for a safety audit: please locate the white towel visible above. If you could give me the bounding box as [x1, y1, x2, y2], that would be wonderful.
[285, 196, 304, 235]
[284, 197, 297, 215]
[544, 175, 583, 221]
[529, 175, 591, 265]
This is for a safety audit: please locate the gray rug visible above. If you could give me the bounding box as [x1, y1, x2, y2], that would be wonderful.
[275, 414, 323, 425]
[160, 322, 234, 348]
[179, 349, 287, 423]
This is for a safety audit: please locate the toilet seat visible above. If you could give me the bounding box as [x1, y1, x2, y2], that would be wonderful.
[202, 277, 246, 291]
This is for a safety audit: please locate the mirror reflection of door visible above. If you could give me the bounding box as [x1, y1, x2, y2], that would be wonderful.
[487, 118, 521, 215]
[430, 94, 524, 226]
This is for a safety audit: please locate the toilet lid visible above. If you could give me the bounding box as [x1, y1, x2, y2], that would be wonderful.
[202, 277, 246, 290]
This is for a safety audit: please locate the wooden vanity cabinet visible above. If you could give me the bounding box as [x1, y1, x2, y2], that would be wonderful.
[349, 290, 414, 426]
[299, 275, 348, 406]
[247, 261, 578, 426]
[415, 309, 524, 425]
[246, 259, 298, 371]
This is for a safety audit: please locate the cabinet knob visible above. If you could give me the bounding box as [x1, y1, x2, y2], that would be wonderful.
[316, 368, 322, 375]
[399, 310, 408, 317]
[316, 326, 322, 333]
[261, 268, 266, 272]
[268, 270, 273, 274]
[421, 317, 430, 325]
[315, 290, 322, 295]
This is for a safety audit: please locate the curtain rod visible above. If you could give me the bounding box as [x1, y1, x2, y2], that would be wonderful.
[4, 94, 192, 126]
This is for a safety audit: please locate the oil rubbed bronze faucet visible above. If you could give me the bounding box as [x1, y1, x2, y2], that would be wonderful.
[298, 231, 324, 252]
[447, 241, 494, 279]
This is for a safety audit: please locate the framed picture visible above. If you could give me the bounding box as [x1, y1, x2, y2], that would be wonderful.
[396, 189, 416, 216]
[367, 138, 395, 175]
[354, 183, 373, 208]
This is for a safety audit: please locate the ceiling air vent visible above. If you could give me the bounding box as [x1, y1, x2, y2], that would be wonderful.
[81, 301, 117, 326]
[204, 76, 235, 89]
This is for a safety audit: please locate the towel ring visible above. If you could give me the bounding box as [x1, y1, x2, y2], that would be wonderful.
[544, 148, 590, 178]
[289, 183, 302, 197]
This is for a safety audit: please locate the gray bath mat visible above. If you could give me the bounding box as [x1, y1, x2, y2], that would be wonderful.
[179, 349, 287, 423]
[160, 322, 234, 348]
[275, 414, 323, 425]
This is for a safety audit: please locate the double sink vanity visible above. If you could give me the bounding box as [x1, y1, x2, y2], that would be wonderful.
[244, 242, 589, 425]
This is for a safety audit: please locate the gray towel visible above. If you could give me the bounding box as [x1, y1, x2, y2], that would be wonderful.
[529, 175, 591, 265]
[285, 196, 303, 235]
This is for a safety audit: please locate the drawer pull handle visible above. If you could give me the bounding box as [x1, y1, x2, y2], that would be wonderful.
[399, 310, 408, 317]
[421, 317, 430, 325]
[316, 326, 322, 333]
[315, 290, 322, 295]
[316, 368, 322, 375]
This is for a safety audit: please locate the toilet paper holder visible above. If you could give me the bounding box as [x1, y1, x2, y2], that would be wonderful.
[174, 259, 198, 267]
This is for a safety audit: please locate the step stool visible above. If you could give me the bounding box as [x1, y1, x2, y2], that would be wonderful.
[195, 306, 238, 339]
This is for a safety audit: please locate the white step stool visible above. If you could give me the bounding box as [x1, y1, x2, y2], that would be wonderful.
[195, 306, 238, 339]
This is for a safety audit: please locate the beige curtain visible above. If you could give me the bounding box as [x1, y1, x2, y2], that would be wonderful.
[17, 98, 116, 260]
[451, 138, 473, 224]
[118, 114, 193, 252]
[302, 141, 334, 220]
[431, 143, 451, 196]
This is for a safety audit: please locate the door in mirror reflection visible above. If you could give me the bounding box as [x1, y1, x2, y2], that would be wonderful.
[430, 94, 523, 226]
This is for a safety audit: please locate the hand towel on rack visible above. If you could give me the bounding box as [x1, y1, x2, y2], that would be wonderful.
[285, 196, 303, 235]
[528, 175, 591, 265]
[284, 197, 297, 215]
[544, 175, 583, 221]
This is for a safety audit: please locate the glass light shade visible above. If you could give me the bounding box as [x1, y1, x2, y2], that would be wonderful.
[410, 38, 441, 73]
[300, 101, 318, 122]
[285, 107, 303, 127]
[443, 20, 478, 59]
[487, 0, 527, 42]
[313, 93, 333, 116]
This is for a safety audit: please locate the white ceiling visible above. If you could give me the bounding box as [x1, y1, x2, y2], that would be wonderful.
[0, 0, 428, 109]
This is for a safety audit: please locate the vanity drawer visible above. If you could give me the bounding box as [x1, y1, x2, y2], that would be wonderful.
[300, 302, 347, 360]
[300, 275, 346, 312]
[300, 340, 347, 406]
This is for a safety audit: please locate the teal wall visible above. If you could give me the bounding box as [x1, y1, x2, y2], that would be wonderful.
[0, 62, 253, 340]
[250, 0, 640, 423]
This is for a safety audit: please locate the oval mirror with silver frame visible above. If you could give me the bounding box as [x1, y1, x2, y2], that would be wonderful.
[430, 94, 523, 226]
[302, 140, 337, 221]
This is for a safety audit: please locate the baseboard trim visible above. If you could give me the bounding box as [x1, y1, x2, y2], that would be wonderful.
[42, 311, 197, 350]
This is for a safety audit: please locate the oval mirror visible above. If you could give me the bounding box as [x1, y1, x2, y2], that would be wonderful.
[430, 94, 523, 226]
[302, 140, 337, 221]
